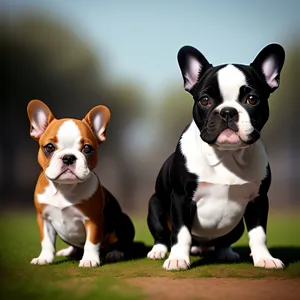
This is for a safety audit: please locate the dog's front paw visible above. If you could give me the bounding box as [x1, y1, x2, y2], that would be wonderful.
[147, 244, 168, 260]
[56, 246, 78, 257]
[215, 246, 240, 262]
[79, 259, 100, 267]
[79, 252, 100, 267]
[163, 257, 190, 271]
[31, 251, 54, 265]
[79, 242, 100, 267]
[250, 246, 285, 269]
[252, 256, 284, 269]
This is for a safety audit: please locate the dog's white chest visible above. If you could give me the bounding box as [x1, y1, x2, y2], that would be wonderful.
[36, 175, 99, 248]
[37, 173, 99, 208]
[180, 121, 268, 240]
[43, 205, 87, 248]
[191, 182, 259, 239]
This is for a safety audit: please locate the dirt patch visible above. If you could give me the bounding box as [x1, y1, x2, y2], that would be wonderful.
[128, 277, 300, 300]
[53, 277, 95, 295]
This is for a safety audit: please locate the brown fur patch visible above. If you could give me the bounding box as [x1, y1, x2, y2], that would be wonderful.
[74, 184, 105, 245]
[102, 231, 118, 248]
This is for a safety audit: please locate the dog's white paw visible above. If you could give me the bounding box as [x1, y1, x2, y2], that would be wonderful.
[163, 227, 191, 271]
[163, 257, 190, 271]
[56, 246, 77, 257]
[252, 256, 284, 269]
[79, 251, 100, 268]
[147, 244, 168, 260]
[79, 259, 100, 267]
[215, 246, 240, 261]
[31, 251, 54, 265]
[79, 241, 100, 267]
[249, 227, 284, 269]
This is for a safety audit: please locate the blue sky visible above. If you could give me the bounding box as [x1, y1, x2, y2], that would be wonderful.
[2, 0, 300, 95]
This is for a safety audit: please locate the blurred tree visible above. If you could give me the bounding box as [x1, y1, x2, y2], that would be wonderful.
[263, 41, 300, 206]
[155, 86, 193, 150]
[139, 86, 193, 205]
[1, 15, 144, 210]
[100, 81, 145, 210]
[265, 42, 300, 144]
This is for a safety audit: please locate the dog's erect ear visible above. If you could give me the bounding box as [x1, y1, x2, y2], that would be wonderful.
[177, 46, 212, 93]
[27, 100, 55, 141]
[251, 43, 285, 92]
[83, 105, 111, 143]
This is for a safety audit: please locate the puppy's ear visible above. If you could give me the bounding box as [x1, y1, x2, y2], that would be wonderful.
[27, 100, 55, 141]
[177, 46, 212, 93]
[251, 43, 285, 92]
[83, 105, 111, 143]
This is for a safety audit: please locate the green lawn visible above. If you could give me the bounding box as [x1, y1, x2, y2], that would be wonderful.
[1, 211, 300, 299]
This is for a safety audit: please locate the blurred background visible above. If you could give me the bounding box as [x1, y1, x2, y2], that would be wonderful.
[1, 0, 299, 215]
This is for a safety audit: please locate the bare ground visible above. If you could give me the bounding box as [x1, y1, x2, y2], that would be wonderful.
[128, 277, 300, 300]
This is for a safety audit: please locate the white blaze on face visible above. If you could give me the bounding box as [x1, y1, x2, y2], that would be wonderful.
[45, 120, 91, 182]
[217, 65, 246, 101]
[216, 65, 254, 143]
[56, 120, 82, 150]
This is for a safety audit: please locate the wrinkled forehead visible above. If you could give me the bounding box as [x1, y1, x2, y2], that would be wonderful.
[195, 64, 266, 100]
[40, 119, 97, 149]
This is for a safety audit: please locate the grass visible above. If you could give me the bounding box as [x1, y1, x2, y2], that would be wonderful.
[1, 210, 300, 299]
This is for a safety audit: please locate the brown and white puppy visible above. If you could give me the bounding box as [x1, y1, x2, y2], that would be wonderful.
[27, 100, 135, 267]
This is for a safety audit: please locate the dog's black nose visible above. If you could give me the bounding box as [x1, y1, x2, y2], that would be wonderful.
[62, 155, 77, 165]
[219, 107, 238, 121]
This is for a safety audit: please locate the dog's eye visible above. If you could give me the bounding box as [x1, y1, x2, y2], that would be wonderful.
[82, 144, 94, 155]
[199, 96, 211, 107]
[44, 143, 55, 153]
[246, 95, 260, 106]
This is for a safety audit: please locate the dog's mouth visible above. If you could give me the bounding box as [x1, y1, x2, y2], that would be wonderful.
[58, 169, 76, 178]
[212, 129, 250, 150]
[49, 169, 83, 183]
[216, 129, 240, 144]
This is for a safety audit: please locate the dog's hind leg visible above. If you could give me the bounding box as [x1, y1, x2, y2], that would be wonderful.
[190, 242, 215, 256]
[147, 194, 170, 260]
[56, 246, 79, 258]
[208, 218, 245, 262]
[105, 212, 135, 263]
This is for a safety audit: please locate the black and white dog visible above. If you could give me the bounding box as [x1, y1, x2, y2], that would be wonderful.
[147, 44, 285, 270]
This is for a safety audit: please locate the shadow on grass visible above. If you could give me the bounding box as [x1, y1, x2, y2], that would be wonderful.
[52, 242, 152, 266]
[190, 246, 300, 269]
[52, 244, 300, 269]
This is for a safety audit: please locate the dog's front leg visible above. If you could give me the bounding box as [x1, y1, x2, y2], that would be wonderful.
[79, 219, 102, 267]
[244, 194, 284, 269]
[163, 191, 192, 271]
[31, 212, 56, 265]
